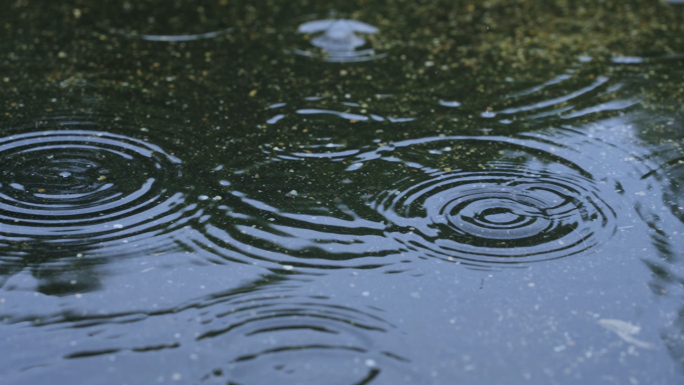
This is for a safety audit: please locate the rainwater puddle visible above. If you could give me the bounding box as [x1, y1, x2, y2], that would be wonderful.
[2, 1, 684, 384]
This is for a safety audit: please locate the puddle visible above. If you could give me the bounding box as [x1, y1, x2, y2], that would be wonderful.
[2, 0, 684, 383]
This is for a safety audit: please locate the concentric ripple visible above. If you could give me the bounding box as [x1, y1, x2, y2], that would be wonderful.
[0, 276, 417, 384]
[369, 136, 617, 266]
[182, 156, 405, 273]
[196, 286, 410, 384]
[0, 129, 183, 254]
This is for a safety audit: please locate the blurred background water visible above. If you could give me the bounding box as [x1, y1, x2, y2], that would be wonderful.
[1, 0, 684, 383]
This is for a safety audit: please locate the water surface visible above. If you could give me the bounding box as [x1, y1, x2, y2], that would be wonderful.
[2, 0, 684, 383]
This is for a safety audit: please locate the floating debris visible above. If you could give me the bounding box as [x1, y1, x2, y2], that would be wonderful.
[598, 318, 656, 350]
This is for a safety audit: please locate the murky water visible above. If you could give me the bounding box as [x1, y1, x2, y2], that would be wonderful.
[2, 0, 684, 383]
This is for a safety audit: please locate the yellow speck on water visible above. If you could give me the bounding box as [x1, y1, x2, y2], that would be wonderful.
[444, 167, 452, 172]
[37, 188, 45, 193]
[72, 8, 81, 18]
[249, 89, 257, 97]
[58, 51, 67, 58]
[98, 175, 107, 181]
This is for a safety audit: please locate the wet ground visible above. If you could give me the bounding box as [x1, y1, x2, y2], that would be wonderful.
[2, 0, 684, 383]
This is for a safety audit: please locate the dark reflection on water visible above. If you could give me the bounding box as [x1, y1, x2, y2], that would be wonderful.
[188, 160, 399, 272]
[2, 0, 684, 383]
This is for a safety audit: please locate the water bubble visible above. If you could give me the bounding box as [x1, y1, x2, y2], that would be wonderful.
[293, 19, 385, 62]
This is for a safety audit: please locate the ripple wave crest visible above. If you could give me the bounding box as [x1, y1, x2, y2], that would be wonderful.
[368, 136, 617, 267]
[0, 128, 184, 257]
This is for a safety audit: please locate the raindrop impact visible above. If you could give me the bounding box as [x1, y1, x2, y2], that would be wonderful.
[366, 136, 617, 267]
[0, 128, 185, 259]
[294, 19, 384, 62]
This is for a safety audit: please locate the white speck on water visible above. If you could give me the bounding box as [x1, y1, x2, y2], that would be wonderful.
[198, 195, 209, 201]
[113, 224, 124, 229]
[345, 163, 363, 171]
[439, 100, 461, 108]
[362, 291, 370, 296]
[282, 265, 293, 271]
[59, 171, 71, 178]
[267, 114, 285, 124]
[365, 359, 376, 367]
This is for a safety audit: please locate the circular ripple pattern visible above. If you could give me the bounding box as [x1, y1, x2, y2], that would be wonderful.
[0, 129, 182, 250]
[185, 156, 404, 273]
[371, 137, 617, 266]
[194, 284, 413, 384]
